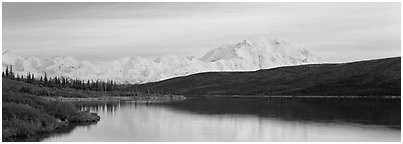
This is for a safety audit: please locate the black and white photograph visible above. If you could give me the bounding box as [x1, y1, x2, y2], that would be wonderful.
[1, 1, 401, 142]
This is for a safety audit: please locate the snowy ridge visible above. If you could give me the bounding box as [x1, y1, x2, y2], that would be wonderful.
[2, 37, 323, 84]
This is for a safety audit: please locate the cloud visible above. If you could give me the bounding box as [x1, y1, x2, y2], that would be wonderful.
[2, 2, 400, 62]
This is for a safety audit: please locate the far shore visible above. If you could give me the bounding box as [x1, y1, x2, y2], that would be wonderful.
[41, 95, 400, 102]
[186, 95, 401, 99]
[42, 95, 186, 102]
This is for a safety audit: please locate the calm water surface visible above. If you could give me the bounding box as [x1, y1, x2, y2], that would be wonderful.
[42, 97, 401, 142]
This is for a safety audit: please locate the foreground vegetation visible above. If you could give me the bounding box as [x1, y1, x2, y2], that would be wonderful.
[2, 79, 102, 141]
[138, 57, 401, 96]
[2, 93, 100, 141]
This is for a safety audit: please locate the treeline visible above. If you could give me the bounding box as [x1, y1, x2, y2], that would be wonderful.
[2, 65, 122, 92]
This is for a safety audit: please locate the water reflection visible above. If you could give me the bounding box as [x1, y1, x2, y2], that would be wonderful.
[160, 97, 401, 127]
[42, 98, 401, 142]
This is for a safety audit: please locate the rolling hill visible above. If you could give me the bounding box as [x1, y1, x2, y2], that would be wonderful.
[137, 57, 401, 96]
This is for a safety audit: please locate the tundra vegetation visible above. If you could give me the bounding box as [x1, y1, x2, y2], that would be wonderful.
[1, 67, 136, 141]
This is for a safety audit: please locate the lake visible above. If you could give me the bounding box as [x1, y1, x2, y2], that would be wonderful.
[41, 97, 401, 142]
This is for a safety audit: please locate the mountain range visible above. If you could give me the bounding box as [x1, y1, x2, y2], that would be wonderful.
[2, 37, 322, 84]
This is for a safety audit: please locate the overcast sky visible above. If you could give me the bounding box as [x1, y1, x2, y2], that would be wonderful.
[3, 2, 401, 62]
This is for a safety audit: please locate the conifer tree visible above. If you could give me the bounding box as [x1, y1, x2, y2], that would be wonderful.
[9, 65, 14, 79]
[31, 74, 35, 82]
[86, 80, 90, 90]
[48, 76, 52, 87]
[5, 66, 9, 77]
[26, 72, 31, 83]
[44, 72, 48, 86]
[62, 77, 66, 87]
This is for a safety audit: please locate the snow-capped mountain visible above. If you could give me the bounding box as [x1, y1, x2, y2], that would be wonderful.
[2, 37, 323, 84]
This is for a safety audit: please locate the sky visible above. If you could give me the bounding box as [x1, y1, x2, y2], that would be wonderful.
[2, 2, 401, 63]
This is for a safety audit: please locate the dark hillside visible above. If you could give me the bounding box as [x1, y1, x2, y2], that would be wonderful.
[138, 57, 401, 96]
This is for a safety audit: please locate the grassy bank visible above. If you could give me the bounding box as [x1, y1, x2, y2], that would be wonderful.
[2, 79, 100, 142]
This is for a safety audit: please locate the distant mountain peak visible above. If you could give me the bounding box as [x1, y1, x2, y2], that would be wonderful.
[236, 40, 252, 47]
[201, 37, 322, 65]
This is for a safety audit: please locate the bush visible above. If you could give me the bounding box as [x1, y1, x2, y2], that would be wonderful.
[19, 86, 33, 94]
[2, 103, 59, 139]
[35, 89, 50, 96]
[42, 102, 77, 121]
[2, 78, 101, 141]
[1, 92, 89, 141]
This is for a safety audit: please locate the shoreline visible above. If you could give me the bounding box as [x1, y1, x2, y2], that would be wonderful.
[41, 95, 401, 102]
[42, 95, 187, 102]
[2, 108, 100, 142]
[5, 117, 100, 142]
[187, 95, 401, 99]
